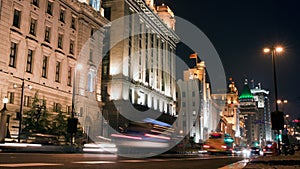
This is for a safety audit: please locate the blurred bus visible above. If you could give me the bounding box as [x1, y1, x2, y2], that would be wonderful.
[203, 132, 234, 154]
[111, 118, 174, 153]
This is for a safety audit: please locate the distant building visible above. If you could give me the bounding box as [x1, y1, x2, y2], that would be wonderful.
[239, 79, 258, 146]
[250, 83, 272, 145]
[177, 61, 216, 143]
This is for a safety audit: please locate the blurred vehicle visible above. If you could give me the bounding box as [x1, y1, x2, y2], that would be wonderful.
[250, 147, 260, 156]
[203, 133, 233, 155]
[111, 118, 174, 153]
[263, 141, 276, 156]
[232, 146, 244, 156]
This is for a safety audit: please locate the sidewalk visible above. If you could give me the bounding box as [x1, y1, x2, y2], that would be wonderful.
[244, 151, 300, 169]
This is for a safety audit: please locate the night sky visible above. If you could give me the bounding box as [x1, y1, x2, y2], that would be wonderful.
[156, 0, 300, 120]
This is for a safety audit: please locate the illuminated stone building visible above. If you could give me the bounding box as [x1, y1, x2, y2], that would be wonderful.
[0, 0, 108, 141]
[100, 0, 179, 131]
[177, 61, 216, 143]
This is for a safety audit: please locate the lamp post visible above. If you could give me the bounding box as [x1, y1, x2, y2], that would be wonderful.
[68, 64, 82, 145]
[14, 79, 32, 143]
[18, 79, 24, 143]
[0, 97, 9, 142]
[263, 46, 284, 155]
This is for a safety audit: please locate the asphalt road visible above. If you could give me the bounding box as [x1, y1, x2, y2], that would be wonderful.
[0, 153, 245, 169]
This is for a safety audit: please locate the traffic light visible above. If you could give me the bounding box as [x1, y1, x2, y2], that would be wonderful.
[271, 111, 284, 130]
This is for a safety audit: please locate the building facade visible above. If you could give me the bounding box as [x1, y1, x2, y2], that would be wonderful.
[101, 0, 179, 131]
[251, 83, 272, 146]
[177, 61, 217, 143]
[0, 0, 108, 141]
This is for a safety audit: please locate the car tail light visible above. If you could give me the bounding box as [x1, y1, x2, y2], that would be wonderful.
[203, 145, 210, 148]
[263, 148, 266, 151]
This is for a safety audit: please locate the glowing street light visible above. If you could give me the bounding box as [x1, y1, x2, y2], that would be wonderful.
[263, 45, 284, 155]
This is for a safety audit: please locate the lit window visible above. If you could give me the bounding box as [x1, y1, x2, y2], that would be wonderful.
[87, 71, 95, 92]
[29, 18, 37, 36]
[26, 49, 33, 73]
[9, 42, 17, 68]
[89, 0, 100, 11]
[7, 92, 14, 104]
[67, 67, 72, 86]
[24, 95, 31, 107]
[42, 56, 48, 78]
[69, 40, 74, 54]
[55, 61, 61, 82]
[58, 34, 63, 49]
[44, 26, 51, 43]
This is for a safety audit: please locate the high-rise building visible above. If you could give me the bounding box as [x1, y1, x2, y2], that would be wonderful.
[0, 0, 108, 141]
[251, 83, 272, 145]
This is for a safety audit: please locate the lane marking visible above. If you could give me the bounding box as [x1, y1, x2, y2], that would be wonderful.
[218, 159, 249, 169]
[0, 163, 63, 167]
[119, 160, 148, 163]
[73, 161, 116, 164]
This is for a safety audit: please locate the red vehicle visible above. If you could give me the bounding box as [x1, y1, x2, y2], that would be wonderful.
[263, 141, 277, 156]
[203, 133, 233, 154]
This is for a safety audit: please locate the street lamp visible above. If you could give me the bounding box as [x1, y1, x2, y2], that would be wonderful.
[68, 64, 82, 145]
[14, 79, 32, 143]
[263, 46, 284, 155]
[0, 97, 9, 142]
[277, 99, 288, 112]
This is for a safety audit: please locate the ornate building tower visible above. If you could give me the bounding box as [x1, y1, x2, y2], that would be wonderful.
[239, 79, 258, 145]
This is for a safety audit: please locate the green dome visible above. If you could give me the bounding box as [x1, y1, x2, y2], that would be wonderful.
[239, 83, 254, 100]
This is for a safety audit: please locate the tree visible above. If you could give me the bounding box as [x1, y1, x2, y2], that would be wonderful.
[22, 92, 51, 137]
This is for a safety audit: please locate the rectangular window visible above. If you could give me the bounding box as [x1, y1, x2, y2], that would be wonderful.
[29, 18, 37, 36]
[59, 9, 65, 23]
[7, 92, 14, 104]
[71, 16, 76, 29]
[47, 1, 53, 15]
[9, 42, 17, 68]
[69, 40, 74, 54]
[67, 67, 72, 86]
[67, 105, 72, 115]
[90, 28, 94, 39]
[42, 56, 48, 78]
[44, 26, 51, 43]
[104, 7, 111, 21]
[58, 34, 63, 49]
[55, 61, 61, 82]
[26, 49, 33, 73]
[89, 49, 93, 61]
[32, 0, 39, 7]
[24, 95, 31, 107]
[13, 9, 21, 28]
